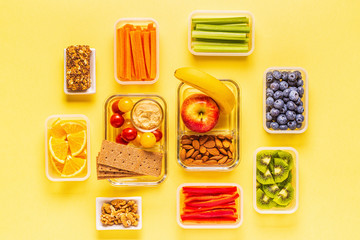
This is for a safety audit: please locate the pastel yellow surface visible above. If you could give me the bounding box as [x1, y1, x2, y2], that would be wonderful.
[0, 0, 359, 239]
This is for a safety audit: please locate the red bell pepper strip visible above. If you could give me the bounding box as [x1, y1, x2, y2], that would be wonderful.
[182, 186, 237, 195]
[185, 193, 239, 208]
[184, 201, 235, 210]
[184, 193, 235, 204]
[181, 215, 238, 222]
[181, 209, 235, 219]
[183, 206, 237, 214]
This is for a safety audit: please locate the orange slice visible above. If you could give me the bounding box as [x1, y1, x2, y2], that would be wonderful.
[49, 136, 69, 164]
[67, 130, 87, 156]
[77, 149, 87, 159]
[49, 119, 67, 139]
[61, 121, 86, 134]
[61, 156, 86, 177]
[51, 157, 65, 175]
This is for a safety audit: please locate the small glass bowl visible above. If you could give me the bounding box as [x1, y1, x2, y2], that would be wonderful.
[130, 98, 164, 133]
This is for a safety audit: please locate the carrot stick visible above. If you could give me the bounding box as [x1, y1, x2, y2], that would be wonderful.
[147, 23, 154, 30]
[134, 29, 147, 80]
[150, 29, 156, 79]
[124, 27, 132, 80]
[143, 31, 151, 77]
[130, 30, 140, 80]
[117, 27, 125, 79]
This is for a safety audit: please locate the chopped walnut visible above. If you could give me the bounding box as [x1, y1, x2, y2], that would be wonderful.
[66, 45, 91, 91]
[100, 199, 140, 228]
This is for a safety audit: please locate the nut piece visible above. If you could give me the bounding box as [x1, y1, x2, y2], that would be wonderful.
[207, 148, 220, 156]
[192, 140, 200, 150]
[180, 148, 186, 160]
[199, 146, 207, 154]
[186, 149, 195, 158]
[223, 140, 231, 149]
[204, 140, 215, 148]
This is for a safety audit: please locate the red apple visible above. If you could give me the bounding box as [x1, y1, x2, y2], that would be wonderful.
[180, 93, 220, 133]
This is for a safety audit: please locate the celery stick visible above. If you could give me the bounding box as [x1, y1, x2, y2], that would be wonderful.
[192, 30, 247, 41]
[193, 45, 249, 53]
[195, 23, 250, 33]
[192, 16, 249, 24]
[193, 38, 249, 43]
[192, 41, 248, 48]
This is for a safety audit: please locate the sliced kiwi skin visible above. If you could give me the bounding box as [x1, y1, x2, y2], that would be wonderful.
[278, 150, 294, 170]
[256, 150, 273, 173]
[273, 158, 289, 183]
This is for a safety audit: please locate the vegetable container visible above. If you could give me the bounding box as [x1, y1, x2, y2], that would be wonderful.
[253, 147, 299, 214]
[177, 80, 240, 171]
[96, 197, 142, 230]
[104, 94, 167, 186]
[114, 18, 159, 85]
[263, 67, 308, 134]
[177, 183, 243, 229]
[45, 114, 90, 181]
[63, 48, 96, 95]
[188, 10, 255, 56]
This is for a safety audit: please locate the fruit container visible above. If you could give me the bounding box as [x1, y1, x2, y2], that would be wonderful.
[104, 94, 167, 186]
[96, 197, 142, 230]
[64, 48, 96, 95]
[114, 18, 159, 85]
[45, 114, 90, 181]
[188, 10, 255, 56]
[177, 80, 240, 171]
[263, 67, 308, 134]
[253, 147, 299, 214]
[177, 183, 243, 229]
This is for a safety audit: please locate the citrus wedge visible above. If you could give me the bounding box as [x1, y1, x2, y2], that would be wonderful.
[77, 149, 87, 159]
[51, 157, 65, 175]
[61, 121, 86, 134]
[49, 136, 69, 164]
[61, 156, 86, 177]
[67, 130, 87, 156]
[49, 119, 67, 139]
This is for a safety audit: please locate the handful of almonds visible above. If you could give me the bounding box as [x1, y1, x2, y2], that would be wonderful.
[180, 134, 234, 166]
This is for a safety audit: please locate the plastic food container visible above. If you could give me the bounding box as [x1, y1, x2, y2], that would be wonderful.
[177, 183, 243, 229]
[253, 147, 299, 214]
[177, 80, 240, 171]
[63, 48, 96, 95]
[188, 10, 255, 56]
[96, 197, 142, 230]
[114, 18, 159, 85]
[45, 114, 90, 181]
[104, 94, 167, 186]
[263, 67, 308, 134]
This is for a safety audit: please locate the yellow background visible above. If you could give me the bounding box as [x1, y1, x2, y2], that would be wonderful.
[0, 0, 359, 239]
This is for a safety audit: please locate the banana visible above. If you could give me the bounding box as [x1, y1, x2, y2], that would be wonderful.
[174, 67, 235, 114]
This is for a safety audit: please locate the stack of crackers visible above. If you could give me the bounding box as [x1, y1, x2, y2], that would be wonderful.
[96, 140, 163, 179]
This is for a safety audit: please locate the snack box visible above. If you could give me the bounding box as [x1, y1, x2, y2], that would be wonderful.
[263, 67, 308, 134]
[96, 197, 142, 230]
[114, 18, 159, 85]
[63, 48, 96, 95]
[177, 183, 243, 229]
[188, 10, 255, 56]
[103, 94, 167, 186]
[45, 114, 90, 181]
[177, 80, 240, 171]
[253, 147, 299, 214]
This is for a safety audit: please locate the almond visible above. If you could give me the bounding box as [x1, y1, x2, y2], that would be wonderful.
[190, 135, 199, 140]
[181, 139, 192, 145]
[201, 156, 209, 161]
[217, 135, 225, 140]
[180, 148, 186, 160]
[199, 135, 209, 145]
[186, 149, 194, 158]
[227, 151, 232, 158]
[219, 148, 227, 155]
[207, 148, 220, 156]
[205, 151, 210, 156]
[215, 138, 223, 148]
[205, 160, 218, 164]
[182, 145, 193, 150]
[222, 140, 231, 149]
[218, 156, 228, 164]
[193, 160, 203, 165]
[225, 134, 233, 140]
[191, 150, 199, 159]
[225, 158, 233, 164]
[184, 158, 194, 164]
[192, 140, 200, 150]
[181, 135, 190, 140]
[210, 155, 223, 160]
[204, 140, 215, 148]
[229, 143, 234, 153]
[195, 154, 202, 160]
[199, 146, 207, 154]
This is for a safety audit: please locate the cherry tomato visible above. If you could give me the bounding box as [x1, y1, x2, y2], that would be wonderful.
[140, 132, 156, 148]
[120, 119, 133, 130]
[110, 113, 124, 128]
[121, 128, 138, 142]
[116, 133, 129, 145]
[111, 100, 123, 114]
[118, 97, 134, 113]
[132, 132, 142, 146]
[152, 129, 163, 142]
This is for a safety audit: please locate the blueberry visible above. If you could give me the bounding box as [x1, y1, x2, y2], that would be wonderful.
[266, 97, 274, 107]
[295, 98, 302, 105]
[274, 90, 283, 99]
[279, 124, 288, 130]
[296, 123, 302, 128]
[298, 87, 304, 97]
[274, 99, 284, 109]
[288, 72, 296, 81]
[266, 112, 273, 121]
[288, 80, 297, 86]
[281, 71, 288, 81]
[272, 70, 281, 80]
[266, 72, 273, 78]
[266, 121, 271, 129]
[270, 82, 280, 91]
[297, 79, 304, 87]
[270, 122, 279, 130]
[280, 105, 288, 114]
[285, 110, 296, 120]
[283, 88, 291, 97]
[266, 106, 271, 112]
[287, 101, 297, 110]
[289, 87, 298, 92]
[270, 108, 280, 117]
[266, 74, 274, 83]
[294, 70, 302, 79]
[283, 97, 290, 103]
[296, 114, 304, 123]
[279, 81, 289, 91]
[266, 88, 274, 97]
[289, 90, 299, 101]
[287, 120, 297, 130]
[277, 114, 288, 125]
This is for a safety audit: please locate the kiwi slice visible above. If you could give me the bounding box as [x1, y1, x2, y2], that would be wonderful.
[263, 184, 280, 198]
[256, 188, 276, 209]
[256, 169, 275, 185]
[278, 151, 294, 170]
[256, 150, 273, 173]
[273, 158, 289, 183]
[273, 183, 294, 206]
[256, 180, 262, 189]
[279, 171, 293, 188]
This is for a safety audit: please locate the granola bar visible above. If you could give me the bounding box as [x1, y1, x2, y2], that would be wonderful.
[66, 45, 91, 91]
